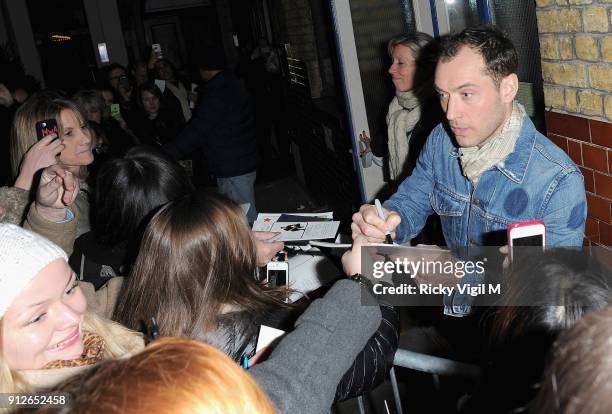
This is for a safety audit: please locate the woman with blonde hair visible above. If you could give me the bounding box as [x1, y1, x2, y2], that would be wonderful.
[9, 92, 94, 236]
[39, 338, 275, 414]
[383, 32, 441, 183]
[0, 224, 143, 393]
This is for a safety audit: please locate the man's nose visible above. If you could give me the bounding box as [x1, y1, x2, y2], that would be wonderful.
[445, 96, 459, 121]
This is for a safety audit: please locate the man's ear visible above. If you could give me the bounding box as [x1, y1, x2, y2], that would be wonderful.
[500, 73, 518, 103]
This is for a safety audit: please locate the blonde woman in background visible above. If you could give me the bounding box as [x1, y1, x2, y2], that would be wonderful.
[10, 92, 95, 236]
[385, 32, 442, 183]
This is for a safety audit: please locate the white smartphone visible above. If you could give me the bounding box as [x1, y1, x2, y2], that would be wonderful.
[507, 220, 546, 263]
[266, 261, 289, 288]
[152, 43, 163, 59]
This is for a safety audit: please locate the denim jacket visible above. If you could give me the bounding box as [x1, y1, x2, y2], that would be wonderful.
[384, 115, 586, 315]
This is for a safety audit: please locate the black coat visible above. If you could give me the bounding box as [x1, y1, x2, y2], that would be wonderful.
[164, 71, 257, 179]
[130, 109, 184, 147]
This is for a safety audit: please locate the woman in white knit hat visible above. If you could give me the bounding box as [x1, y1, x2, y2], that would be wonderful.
[0, 224, 143, 393]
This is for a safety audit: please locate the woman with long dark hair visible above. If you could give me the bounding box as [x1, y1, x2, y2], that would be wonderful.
[113, 191, 292, 360]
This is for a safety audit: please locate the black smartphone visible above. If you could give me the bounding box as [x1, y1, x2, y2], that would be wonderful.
[35, 119, 58, 140]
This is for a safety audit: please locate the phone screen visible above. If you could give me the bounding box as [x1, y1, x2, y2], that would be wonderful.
[268, 269, 287, 288]
[512, 234, 543, 247]
[512, 233, 544, 265]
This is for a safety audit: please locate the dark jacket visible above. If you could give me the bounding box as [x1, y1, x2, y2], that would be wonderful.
[130, 108, 184, 147]
[200, 287, 399, 402]
[164, 71, 257, 178]
[69, 231, 128, 289]
[250, 280, 382, 413]
[372, 93, 445, 185]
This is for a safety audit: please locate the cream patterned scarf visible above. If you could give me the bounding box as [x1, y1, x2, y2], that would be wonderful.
[386, 85, 432, 180]
[458, 102, 525, 185]
[166, 81, 192, 122]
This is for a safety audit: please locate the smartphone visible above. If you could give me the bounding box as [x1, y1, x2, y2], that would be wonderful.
[35, 119, 58, 140]
[152, 43, 163, 59]
[110, 103, 122, 121]
[507, 220, 546, 263]
[266, 261, 289, 288]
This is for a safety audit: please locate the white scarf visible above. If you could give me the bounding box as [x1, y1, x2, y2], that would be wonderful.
[458, 102, 525, 185]
[166, 81, 192, 122]
[386, 86, 429, 180]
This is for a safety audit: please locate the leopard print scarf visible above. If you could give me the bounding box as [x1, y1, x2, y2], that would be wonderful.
[42, 331, 105, 369]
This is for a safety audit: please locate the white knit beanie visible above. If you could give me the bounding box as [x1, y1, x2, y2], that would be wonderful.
[0, 224, 67, 318]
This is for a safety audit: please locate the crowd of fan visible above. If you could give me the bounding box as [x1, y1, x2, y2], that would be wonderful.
[0, 29, 611, 414]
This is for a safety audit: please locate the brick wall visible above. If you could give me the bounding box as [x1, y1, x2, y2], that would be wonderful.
[536, 1, 612, 247]
[546, 112, 612, 247]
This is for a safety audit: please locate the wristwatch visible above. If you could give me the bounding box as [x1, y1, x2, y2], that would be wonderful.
[350, 273, 373, 290]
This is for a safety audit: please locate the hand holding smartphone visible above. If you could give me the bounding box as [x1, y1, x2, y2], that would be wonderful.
[507, 220, 546, 263]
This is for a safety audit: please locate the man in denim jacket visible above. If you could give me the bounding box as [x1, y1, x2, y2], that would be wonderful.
[352, 27, 586, 317]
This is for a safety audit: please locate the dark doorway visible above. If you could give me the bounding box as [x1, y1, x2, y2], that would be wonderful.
[26, 0, 96, 93]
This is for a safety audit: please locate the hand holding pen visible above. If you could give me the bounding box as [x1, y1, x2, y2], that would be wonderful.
[351, 199, 401, 243]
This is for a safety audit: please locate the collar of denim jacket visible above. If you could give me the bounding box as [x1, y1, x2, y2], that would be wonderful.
[493, 111, 536, 185]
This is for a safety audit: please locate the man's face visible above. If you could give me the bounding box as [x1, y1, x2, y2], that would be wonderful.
[435, 46, 514, 148]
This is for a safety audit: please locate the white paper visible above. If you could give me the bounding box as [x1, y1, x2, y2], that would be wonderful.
[256, 325, 286, 352]
[252, 212, 339, 242]
[286, 250, 341, 302]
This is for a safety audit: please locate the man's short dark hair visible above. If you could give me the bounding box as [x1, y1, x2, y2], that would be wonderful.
[440, 25, 518, 87]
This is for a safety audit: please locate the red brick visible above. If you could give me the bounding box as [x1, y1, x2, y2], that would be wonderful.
[587, 193, 611, 223]
[580, 167, 595, 193]
[545, 111, 590, 142]
[609, 151, 612, 174]
[586, 217, 599, 238]
[590, 119, 612, 149]
[582, 144, 609, 173]
[594, 173, 612, 200]
[599, 221, 612, 246]
[567, 140, 582, 166]
[592, 244, 612, 271]
[548, 134, 568, 153]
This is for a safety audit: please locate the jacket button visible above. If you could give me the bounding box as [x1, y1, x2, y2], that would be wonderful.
[472, 198, 480, 205]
